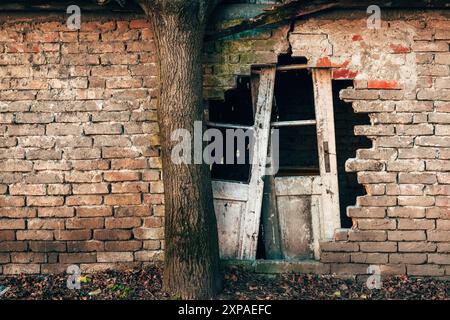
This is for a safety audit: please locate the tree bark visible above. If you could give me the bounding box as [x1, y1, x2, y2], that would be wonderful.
[138, 0, 222, 299]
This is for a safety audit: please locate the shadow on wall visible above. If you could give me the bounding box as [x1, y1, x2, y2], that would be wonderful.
[332, 80, 372, 228]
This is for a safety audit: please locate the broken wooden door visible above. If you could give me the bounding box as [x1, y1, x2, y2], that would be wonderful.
[263, 68, 340, 260]
[210, 66, 276, 259]
[211, 65, 340, 261]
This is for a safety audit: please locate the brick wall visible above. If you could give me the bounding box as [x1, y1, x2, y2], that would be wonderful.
[1, 9, 449, 277]
[309, 11, 450, 277]
[204, 9, 450, 277]
[0, 17, 164, 275]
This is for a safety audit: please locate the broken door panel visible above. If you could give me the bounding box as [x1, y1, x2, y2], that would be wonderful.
[262, 67, 340, 260]
[271, 176, 323, 260]
[211, 66, 276, 260]
[212, 175, 249, 258]
[277, 196, 313, 259]
[239, 65, 277, 260]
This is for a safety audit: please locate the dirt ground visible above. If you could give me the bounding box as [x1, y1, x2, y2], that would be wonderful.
[0, 265, 449, 300]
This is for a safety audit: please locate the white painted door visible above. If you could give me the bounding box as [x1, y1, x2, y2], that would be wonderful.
[212, 66, 340, 260]
[210, 66, 276, 259]
[264, 68, 340, 260]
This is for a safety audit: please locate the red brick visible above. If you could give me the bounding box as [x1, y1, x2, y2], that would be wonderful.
[94, 229, 131, 240]
[55, 230, 91, 241]
[397, 219, 435, 230]
[320, 252, 350, 263]
[97, 252, 133, 262]
[351, 253, 388, 264]
[133, 227, 163, 240]
[72, 160, 110, 171]
[9, 184, 46, 196]
[329, 263, 369, 275]
[72, 183, 109, 195]
[134, 250, 163, 261]
[359, 242, 397, 252]
[66, 218, 104, 229]
[0, 241, 27, 252]
[387, 207, 425, 218]
[65, 172, 102, 183]
[105, 241, 142, 251]
[38, 207, 74, 218]
[389, 44, 411, 53]
[0, 219, 25, 230]
[16, 230, 53, 241]
[129, 19, 151, 29]
[0, 230, 15, 241]
[389, 253, 426, 264]
[76, 207, 112, 217]
[143, 194, 164, 205]
[143, 217, 162, 228]
[27, 196, 64, 207]
[66, 195, 102, 206]
[357, 218, 396, 230]
[143, 240, 161, 250]
[426, 207, 450, 219]
[407, 265, 444, 276]
[0, 196, 25, 207]
[104, 194, 141, 206]
[67, 241, 104, 252]
[111, 159, 148, 170]
[115, 206, 151, 217]
[398, 242, 436, 252]
[111, 182, 149, 193]
[59, 253, 97, 264]
[27, 218, 64, 230]
[388, 230, 426, 241]
[368, 80, 400, 90]
[104, 171, 140, 182]
[29, 241, 66, 252]
[3, 264, 40, 274]
[105, 217, 141, 229]
[0, 207, 36, 218]
[11, 252, 46, 263]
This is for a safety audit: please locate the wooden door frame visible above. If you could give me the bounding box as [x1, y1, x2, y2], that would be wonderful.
[212, 65, 341, 260]
[312, 68, 341, 241]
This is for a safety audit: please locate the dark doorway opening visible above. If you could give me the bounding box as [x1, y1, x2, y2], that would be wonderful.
[271, 68, 320, 176]
[332, 80, 372, 228]
[208, 76, 253, 182]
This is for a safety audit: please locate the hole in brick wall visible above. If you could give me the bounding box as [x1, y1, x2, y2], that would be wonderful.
[332, 80, 372, 228]
[208, 76, 253, 182]
[277, 53, 308, 66]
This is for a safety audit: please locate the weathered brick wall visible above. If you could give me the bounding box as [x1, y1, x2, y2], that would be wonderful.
[1, 9, 449, 277]
[205, 10, 450, 276]
[290, 11, 450, 277]
[0, 17, 164, 274]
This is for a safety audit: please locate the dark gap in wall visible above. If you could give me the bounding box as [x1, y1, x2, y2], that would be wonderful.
[332, 80, 372, 228]
[277, 53, 308, 66]
[208, 76, 253, 182]
[256, 220, 266, 259]
[272, 68, 320, 176]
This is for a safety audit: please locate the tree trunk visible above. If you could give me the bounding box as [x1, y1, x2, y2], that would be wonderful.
[138, 0, 222, 299]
